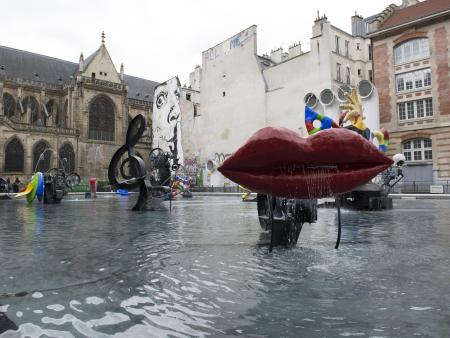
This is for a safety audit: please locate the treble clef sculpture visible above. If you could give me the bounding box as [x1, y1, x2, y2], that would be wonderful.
[108, 114, 171, 210]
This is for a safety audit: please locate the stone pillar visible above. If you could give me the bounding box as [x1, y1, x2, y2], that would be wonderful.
[0, 82, 4, 116]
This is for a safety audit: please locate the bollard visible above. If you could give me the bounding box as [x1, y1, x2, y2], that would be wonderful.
[89, 177, 97, 198]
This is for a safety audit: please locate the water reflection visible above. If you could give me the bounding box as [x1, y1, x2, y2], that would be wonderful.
[0, 197, 448, 337]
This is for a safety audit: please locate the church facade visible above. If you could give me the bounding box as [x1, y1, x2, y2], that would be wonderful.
[0, 33, 158, 181]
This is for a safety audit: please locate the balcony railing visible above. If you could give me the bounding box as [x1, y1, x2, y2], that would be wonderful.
[81, 76, 124, 91]
[0, 116, 79, 136]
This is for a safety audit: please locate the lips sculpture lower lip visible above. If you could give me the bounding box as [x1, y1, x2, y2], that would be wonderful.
[218, 127, 393, 199]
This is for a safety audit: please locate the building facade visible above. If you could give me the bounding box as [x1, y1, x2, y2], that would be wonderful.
[0, 34, 158, 181]
[367, 0, 450, 183]
[179, 16, 373, 186]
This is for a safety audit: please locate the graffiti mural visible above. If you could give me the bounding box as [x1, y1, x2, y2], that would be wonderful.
[152, 77, 184, 167]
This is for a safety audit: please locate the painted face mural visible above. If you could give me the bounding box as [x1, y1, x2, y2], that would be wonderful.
[152, 77, 184, 167]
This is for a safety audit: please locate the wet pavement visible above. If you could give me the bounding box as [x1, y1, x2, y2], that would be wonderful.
[0, 195, 449, 337]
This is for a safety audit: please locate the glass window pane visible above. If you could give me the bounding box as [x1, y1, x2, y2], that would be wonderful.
[397, 77, 405, 92]
[404, 152, 411, 161]
[404, 141, 411, 149]
[416, 100, 424, 118]
[414, 151, 422, 161]
[424, 150, 432, 160]
[424, 70, 431, 86]
[424, 139, 432, 148]
[425, 98, 433, 116]
[413, 139, 421, 149]
[398, 103, 406, 120]
[407, 102, 415, 119]
[395, 47, 403, 64]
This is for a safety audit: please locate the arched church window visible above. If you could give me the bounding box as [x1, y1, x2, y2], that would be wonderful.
[22, 96, 42, 126]
[3, 93, 16, 118]
[45, 99, 58, 126]
[89, 95, 115, 141]
[33, 140, 52, 172]
[4, 137, 24, 172]
[56, 99, 68, 128]
[59, 143, 75, 173]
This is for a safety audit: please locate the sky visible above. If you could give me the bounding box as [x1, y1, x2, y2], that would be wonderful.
[0, 0, 396, 85]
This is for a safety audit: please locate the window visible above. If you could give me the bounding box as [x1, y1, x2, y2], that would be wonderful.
[416, 100, 424, 118]
[92, 72, 96, 79]
[403, 138, 432, 162]
[4, 137, 24, 172]
[22, 96, 42, 125]
[194, 105, 199, 117]
[424, 70, 431, 86]
[89, 95, 115, 141]
[398, 98, 434, 120]
[407, 101, 414, 119]
[398, 102, 406, 120]
[56, 99, 68, 128]
[396, 69, 432, 93]
[397, 77, 405, 92]
[369, 70, 373, 82]
[356, 43, 360, 50]
[222, 91, 226, 97]
[3, 93, 16, 118]
[59, 143, 75, 173]
[345, 41, 349, 57]
[425, 98, 433, 116]
[33, 141, 51, 172]
[346, 67, 350, 85]
[335, 36, 340, 54]
[336, 63, 341, 82]
[186, 93, 191, 101]
[368, 45, 373, 61]
[394, 38, 429, 64]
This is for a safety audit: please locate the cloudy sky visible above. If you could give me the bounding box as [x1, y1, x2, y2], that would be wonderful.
[1, 0, 395, 84]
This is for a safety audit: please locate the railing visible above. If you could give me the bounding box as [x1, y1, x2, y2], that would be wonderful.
[128, 98, 152, 107]
[0, 116, 79, 136]
[390, 180, 450, 194]
[81, 76, 123, 91]
[1, 75, 64, 91]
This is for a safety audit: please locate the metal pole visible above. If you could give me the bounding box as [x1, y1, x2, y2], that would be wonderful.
[335, 197, 342, 249]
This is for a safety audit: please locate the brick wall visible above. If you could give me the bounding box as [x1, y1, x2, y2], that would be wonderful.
[434, 26, 450, 115]
[373, 43, 391, 123]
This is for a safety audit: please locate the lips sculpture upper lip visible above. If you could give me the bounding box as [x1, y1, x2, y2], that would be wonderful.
[218, 127, 393, 199]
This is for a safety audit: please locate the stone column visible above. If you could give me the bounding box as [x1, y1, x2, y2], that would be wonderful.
[0, 82, 4, 116]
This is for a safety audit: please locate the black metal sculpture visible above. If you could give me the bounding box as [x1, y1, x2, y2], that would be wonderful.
[108, 114, 172, 211]
[41, 164, 80, 204]
[256, 195, 318, 251]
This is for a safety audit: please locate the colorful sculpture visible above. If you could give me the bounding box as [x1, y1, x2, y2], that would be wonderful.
[305, 106, 339, 135]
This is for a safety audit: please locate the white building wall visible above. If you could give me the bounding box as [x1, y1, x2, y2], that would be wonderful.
[194, 25, 267, 164]
[182, 19, 372, 186]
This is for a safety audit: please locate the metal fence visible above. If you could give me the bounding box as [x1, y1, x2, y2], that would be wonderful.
[390, 181, 450, 194]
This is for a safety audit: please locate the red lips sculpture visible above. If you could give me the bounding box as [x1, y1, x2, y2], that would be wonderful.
[218, 127, 393, 199]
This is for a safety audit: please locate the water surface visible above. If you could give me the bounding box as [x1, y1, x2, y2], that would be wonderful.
[0, 196, 449, 337]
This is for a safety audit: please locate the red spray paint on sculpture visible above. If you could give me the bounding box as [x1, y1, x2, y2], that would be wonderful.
[218, 127, 393, 199]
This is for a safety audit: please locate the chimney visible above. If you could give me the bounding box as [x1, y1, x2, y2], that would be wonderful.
[270, 47, 283, 63]
[79, 53, 84, 73]
[401, 0, 419, 8]
[351, 12, 365, 37]
[313, 11, 329, 37]
[288, 42, 302, 59]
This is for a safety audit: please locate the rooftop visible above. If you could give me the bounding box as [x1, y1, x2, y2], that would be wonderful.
[0, 45, 159, 102]
[379, 0, 450, 30]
